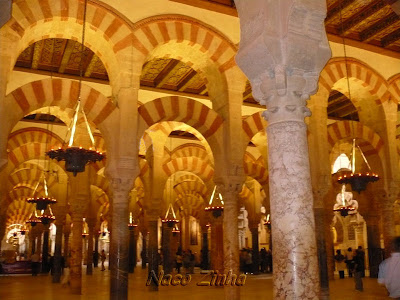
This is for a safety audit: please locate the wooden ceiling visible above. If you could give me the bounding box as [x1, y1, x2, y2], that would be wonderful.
[14, 0, 400, 119]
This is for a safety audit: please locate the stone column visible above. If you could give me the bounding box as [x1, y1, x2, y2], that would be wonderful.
[94, 233, 99, 268]
[221, 183, 241, 300]
[141, 231, 147, 269]
[201, 226, 209, 269]
[128, 228, 138, 273]
[314, 207, 329, 298]
[70, 212, 84, 294]
[52, 222, 64, 282]
[210, 216, 224, 273]
[235, 1, 331, 298]
[184, 214, 190, 250]
[162, 223, 173, 274]
[86, 223, 95, 275]
[37, 229, 42, 257]
[147, 219, 159, 291]
[382, 198, 397, 255]
[64, 231, 70, 260]
[365, 213, 381, 277]
[109, 177, 134, 300]
[250, 225, 260, 274]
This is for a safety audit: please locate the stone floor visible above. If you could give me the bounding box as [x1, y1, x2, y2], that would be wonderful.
[0, 267, 390, 300]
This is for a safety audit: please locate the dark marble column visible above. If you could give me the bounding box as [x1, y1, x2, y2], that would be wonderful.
[52, 223, 64, 283]
[109, 178, 131, 300]
[141, 232, 147, 269]
[147, 220, 159, 291]
[31, 233, 36, 254]
[94, 234, 99, 268]
[86, 225, 94, 275]
[37, 231, 42, 257]
[210, 217, 224, 273]
[222, 186, 240, 300]
[42, 226, 50, 273]
[63, 232, 70, 260]
[162, 223, 173, 274]
[70, 213, 83, 294]
[250, 227, 260, 274]
[366, 213, 382, 278]
[128, 229, 136, 273]
[314, 208, 329, 298]
[201, 228, 209, 269]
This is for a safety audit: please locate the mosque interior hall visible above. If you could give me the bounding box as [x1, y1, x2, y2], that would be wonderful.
[0, 0, 400, 299]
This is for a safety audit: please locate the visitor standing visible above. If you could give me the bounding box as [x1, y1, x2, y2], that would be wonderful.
[334, 249, 346, 279]
[100, 250, 106, 271]
[353, 250, 364, 291]
[346, 247, 355, 277]
[378, 237, 400, 299]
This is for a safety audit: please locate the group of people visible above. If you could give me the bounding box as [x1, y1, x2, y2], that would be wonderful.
[240, 247, 272, 274]
[334, 238, 400, 299]
[175, 248, 196, 274]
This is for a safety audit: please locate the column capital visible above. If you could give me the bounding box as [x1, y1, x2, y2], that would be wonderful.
[235, 0, 331, 123]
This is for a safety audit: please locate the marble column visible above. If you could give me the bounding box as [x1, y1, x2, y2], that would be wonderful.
[201, 227, 209, 269]
[184, 214, 190, 250]
[94, 233, 99, 268]
[314, 208, 329, 298]
[235, 1, 331, 298]
[52, 223, 64, 283]
[162, 223, 173, 274]
[382, 199, 396, 255]
[63, 231, 70, 260]
[147, 219, 159, 291]
[222, 184, 241, 300]
[210, 216, 224, 273]
[30, 231, 36, 254]
[109, 177, 133, 300]
[141, 232, 147, 269]
[128, 228, 137, 273]
[70, 212, 83, 294]
[86, 225, 94, 275]
[250, 226, 260, 274]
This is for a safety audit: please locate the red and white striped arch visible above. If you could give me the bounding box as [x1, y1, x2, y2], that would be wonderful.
[327, 121, 384, 158]
[6, 0, 133, 81]
[243, 162, 268, 186]
[8, 143, 51, 169]
[163, 157, 214, 182]
[171, 144, 210, 163]
[319, 58, 390, 105]
[6, 200, 34, 227]
[138, 96, 223, 139]
[242, 112, 267, 144]
[5, 78, 116, 130]
[8, 128, 63, 152]
[132, 15, 237, 73]
[387, 74, 400, 103]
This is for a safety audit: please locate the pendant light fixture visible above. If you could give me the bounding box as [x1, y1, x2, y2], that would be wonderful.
[333, 184, 357, 217]
[335, 5, 379, 194]
[46, 0, 104, 176]
[128, 212, 138, 230]
[204, 185, 224, 218]
[162, 203, 179, 227]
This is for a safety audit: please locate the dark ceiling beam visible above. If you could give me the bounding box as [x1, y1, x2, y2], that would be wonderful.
[58, 40, 76, 73]
[177, 69, 197, 91]
[382, 27, 400, 47]
[325, 0, 357, 23]
[153, 59, 180, 87]
[360, 12, 400, 41]
[338, 0, 388, 35]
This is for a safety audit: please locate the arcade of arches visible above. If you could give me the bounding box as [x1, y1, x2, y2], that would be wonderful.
[0, 0, 400, 299]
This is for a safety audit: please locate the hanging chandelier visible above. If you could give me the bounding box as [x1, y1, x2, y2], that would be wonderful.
[26, 174, 57, 210]
[38, 207, 56, 225]
[204, 185, 224, 218]
[162, 203, 179, 227]
[333, 184, 357, 217]
[172, 224, 180, 235]
[26, 215, 41, 227]
[128, 212, 138, 230]
[337, 139, 379, 193]
[46, 0, 104, 176]
[263, 214, 271, 230]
